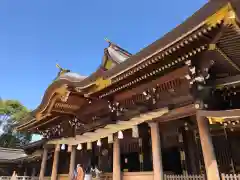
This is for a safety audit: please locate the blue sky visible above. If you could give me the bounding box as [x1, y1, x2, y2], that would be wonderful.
[1, 0, 207, 109]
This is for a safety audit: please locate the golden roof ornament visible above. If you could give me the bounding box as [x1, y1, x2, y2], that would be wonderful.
[104, 38, 111, 43]
[56, 63, 70, 77]
[104, 38, 113, 47]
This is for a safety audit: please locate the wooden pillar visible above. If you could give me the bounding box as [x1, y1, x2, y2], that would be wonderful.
[113, 136, 121, 180]
[39, 147, 48, 180]
[149, 122, 164, 180]
[51, 144, 60, 180]
[68, 145, 76, 180]
[197, 115, 220, 180]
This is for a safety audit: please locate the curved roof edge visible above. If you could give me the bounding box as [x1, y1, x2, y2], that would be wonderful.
[25, 42, 132, 119]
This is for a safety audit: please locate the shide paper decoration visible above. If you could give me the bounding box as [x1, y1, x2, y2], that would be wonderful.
[108, 134, 113, 143]
[132, 125, 139, 138]
[87, 142, 92, 150]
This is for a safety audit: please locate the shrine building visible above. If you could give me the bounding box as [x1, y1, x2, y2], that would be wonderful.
[13, 0, 240, 180]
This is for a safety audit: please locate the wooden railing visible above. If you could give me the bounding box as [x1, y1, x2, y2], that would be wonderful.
[98, 173, 208, 180]
[0, 177, 38, 180]
[221, 174, 240, 180]
[164, 174, 205, 180]
[100, 173, 206, 180]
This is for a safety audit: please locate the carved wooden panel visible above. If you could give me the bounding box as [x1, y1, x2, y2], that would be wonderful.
[52, 94, 86, 114]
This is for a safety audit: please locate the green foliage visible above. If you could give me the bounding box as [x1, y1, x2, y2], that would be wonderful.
[0, 99, 32, 148]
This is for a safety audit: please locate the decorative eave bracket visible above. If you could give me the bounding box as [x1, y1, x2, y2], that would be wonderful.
[205, 3, 238, 28]
[85, 77, 112, 96]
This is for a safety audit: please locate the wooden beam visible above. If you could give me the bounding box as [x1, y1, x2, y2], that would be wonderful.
[197, 109, 240, 118]
[154, 104, 196, 122]
[115, 66, 188, 101]
[214, 74, 240, 87]
[47, 108, 168, 145]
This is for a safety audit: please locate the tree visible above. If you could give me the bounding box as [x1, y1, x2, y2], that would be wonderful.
[0, 99, 32, 148]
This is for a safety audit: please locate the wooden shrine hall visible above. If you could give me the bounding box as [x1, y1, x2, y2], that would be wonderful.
[16, 0, 240, 180]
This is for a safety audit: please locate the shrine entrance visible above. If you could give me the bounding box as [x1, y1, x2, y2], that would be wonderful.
[162, 147, 182, 174]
